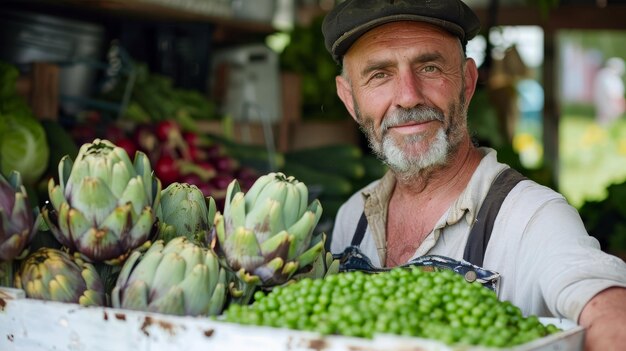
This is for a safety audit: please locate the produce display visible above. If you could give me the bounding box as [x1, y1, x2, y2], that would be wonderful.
[67, 117, 263, 212]
[0, 60, 577, 350]
[223, 268, 561, 348]
[1, 136, 337, 319]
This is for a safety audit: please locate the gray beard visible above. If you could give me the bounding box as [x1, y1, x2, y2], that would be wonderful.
[356, 101, 465, 180]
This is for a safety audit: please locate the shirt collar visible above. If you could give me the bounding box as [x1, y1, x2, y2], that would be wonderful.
[362, 147, 506, 230]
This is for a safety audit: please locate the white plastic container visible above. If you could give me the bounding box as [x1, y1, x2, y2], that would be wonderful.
[210, 44, 282, 123]
[0, 287, 584, 351]
[230, 0, 276, 24]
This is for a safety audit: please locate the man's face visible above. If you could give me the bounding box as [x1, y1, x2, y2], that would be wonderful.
[336, 21, 477, 177]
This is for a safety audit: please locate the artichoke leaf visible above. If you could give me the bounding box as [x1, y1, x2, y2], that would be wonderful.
[123, 207, 157, 251]
[295, 234, 325, 269]
[125, 250, 162, 287]
[110, 161, 133, 199]
[149, 252, 186, 300]
[49, 274, 82, 302]
[149, 286, 185, 315]
[258, 230, 291, 261]
[178, 243, 205, 277]
[177, 264, 212, 316]
[243, 174, 273, 209]
[223, 179, 241, 217]
[244, 200, 273, 243]
[118, 279, 150, 310]
[79, 289, 104, 307]
[226, 192, 247, 232]
[57, 156, 73, 195]
[118, 177, 149, 216]
[286, 210, 316, 259]
[224, 227, 263, 272]
[72, 177, 118, 225]
[253, 256, 285, 284]
[208, 274, 227, 315]
[204, 251, 221, 291]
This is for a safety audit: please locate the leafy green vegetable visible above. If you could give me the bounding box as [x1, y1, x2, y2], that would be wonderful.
[101, 62, 217, 123]
[0, 61, 50, 185]
[0, 115, 50, 186]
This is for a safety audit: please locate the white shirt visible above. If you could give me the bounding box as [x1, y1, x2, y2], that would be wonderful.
[331, 147, 626, 321]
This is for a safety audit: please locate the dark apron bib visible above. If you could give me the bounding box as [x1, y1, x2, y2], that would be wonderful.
[350, 168, 527, 267]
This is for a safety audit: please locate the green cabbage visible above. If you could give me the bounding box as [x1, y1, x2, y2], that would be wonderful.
[0, 61, 50, 185]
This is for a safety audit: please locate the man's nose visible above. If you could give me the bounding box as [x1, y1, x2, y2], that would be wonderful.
[394, 70, 426, 109]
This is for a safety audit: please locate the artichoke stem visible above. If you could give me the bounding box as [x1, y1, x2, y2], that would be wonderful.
[232, 280, 259, 306]
[0, 261, 15, 288]
[94, 263, 122, 297]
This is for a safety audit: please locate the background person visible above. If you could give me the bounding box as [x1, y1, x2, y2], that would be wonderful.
[593, 56, 625, 126]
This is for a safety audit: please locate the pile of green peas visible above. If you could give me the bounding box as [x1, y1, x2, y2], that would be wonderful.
[222, 267, 561, 348]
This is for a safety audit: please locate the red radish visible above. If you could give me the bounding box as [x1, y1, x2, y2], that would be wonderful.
[178, 160, 216, 182]
[181, 174, 215, 197]
[155, 155, 180, 186]
[210, 155, 238, 173]
[115, 138, 138, 159]
[105, 125, 126, 142]
[133, 124, 158, 154]
[235, 166, 258, 181]
[155, 120, 180, 142]
[156, 120, 192, 161]
[204, 143, 224, 158]
[210, 174, 235, 191]
[183, 131, 199, 146]
[188, 144, 207, 162]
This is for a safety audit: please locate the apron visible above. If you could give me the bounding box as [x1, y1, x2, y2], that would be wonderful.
[349, 167, 527, 267]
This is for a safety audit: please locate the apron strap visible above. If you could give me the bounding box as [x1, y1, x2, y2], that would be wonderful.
[351, 211, 369, 246]
[463, 167, 527, 267]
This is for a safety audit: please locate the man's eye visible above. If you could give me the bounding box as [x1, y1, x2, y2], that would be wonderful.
[372, 72, 387, 79]
[423, 65, 438, 73]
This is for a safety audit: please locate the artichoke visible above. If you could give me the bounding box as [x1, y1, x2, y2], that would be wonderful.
[42, 139, 161, 265]
[0, 170, 38, 262]
[157, 182, 217, 244]
[14, 247, 105, 306]
[213, 172, 326, 303]
[0, 171, 39, 287]
[111, 236, 227, 316]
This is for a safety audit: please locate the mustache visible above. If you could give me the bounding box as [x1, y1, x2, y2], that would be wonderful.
[380, 106, 445, 135]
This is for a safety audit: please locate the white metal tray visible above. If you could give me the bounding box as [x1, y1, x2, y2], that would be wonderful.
[0, 287, 584, 351]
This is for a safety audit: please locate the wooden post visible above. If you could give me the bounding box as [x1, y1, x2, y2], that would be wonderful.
[542, 27, 559, 188]
[278, 71, 302, 152]
[30, 62, 59, 121]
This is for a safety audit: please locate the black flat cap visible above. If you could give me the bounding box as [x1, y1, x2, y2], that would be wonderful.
[322, 0, 481, 63]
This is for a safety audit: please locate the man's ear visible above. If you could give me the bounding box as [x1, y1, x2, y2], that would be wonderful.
[336, 75, 357, 121]
[464, 58, 479, 108]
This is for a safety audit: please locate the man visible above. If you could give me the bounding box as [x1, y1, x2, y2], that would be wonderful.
[321, 1, 626, 350]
